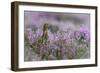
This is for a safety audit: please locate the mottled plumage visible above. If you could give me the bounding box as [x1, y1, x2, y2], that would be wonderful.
[31, 23, 49, 55]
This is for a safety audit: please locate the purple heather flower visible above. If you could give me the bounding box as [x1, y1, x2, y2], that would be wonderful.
[26, 28, 35, 44]
[80, 26, 90, 41]
[35, 29, 43, 38]
[74, 31, 82, 41]
[48, 31, 55, 42]
[72, 26, 90, 42]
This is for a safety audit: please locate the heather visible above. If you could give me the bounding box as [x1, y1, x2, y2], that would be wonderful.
[24, 11, 90, 61]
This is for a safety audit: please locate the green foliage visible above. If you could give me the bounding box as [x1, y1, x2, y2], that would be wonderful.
[76, 48, 86, 58]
